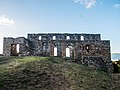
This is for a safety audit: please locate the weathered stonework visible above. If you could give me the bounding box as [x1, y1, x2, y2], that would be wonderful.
[3, 33, 113, 72]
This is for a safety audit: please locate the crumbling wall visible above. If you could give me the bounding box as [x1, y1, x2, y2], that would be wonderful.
[27, 33, 101, 57]
[3, 37, 29, 56]
[3, 33, 112, 72]
[26, 33, 112, 72]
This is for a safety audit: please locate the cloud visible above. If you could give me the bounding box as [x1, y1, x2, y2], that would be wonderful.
[0, 15, 15, 25]
[113, 3, 120, 9]
[74, 0, 96, 9]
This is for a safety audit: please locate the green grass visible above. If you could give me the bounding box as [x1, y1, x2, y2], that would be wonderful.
[0, 56, 114, 90]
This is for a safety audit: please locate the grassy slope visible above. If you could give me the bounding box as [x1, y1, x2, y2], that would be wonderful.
[0, 56, 113, 90]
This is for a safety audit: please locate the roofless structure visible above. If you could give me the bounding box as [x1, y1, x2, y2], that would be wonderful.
[3, 33, 113, 72]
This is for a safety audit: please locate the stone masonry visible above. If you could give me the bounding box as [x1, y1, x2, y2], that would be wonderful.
[3, 33, 113, 72]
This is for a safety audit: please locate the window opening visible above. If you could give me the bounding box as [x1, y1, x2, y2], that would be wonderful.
[81, 36, 84, 40]
[66, 36, 70, 40]
[39, 36, 41, 40]
[53, 36, 56, 40]
[85, 44, 91, 52]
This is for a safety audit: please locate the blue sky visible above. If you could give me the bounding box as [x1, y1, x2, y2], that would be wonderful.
[0, 0, 120, 54]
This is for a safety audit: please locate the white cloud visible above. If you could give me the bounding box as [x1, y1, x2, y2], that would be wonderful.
[74, 0, 96, 9]
[113, 3, 120, 9]
[0, 15, 15, 25]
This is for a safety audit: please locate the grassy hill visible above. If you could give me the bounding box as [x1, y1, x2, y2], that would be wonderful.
[0, 56, 115, 90]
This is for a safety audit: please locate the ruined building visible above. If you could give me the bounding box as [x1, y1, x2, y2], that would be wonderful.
[3, 33, 112, 72]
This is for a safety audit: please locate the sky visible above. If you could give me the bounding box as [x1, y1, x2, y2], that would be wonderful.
[0, 0, 120, 54]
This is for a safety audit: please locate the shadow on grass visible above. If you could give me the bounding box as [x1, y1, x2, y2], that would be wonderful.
[0, 56, 24, 65]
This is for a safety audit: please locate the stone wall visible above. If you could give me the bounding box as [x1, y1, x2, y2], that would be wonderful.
[3, 37, 29, 56]
[3, 33, 112, 72]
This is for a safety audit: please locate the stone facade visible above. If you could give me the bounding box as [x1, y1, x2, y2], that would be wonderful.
[3, 33, 113, 72]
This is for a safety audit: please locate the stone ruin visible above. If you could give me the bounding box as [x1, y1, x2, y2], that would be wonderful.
[3, 33, 113, 72]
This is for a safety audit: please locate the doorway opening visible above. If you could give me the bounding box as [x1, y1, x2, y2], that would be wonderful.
[66, 47, 70, 57]
[39, 36, 41, 40]
[11, 44, 18, 56]
[54, 47, 57, 56]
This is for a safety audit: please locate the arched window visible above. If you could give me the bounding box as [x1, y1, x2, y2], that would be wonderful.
[85, 44, 91, 52]
[66, 36, 70, 40]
